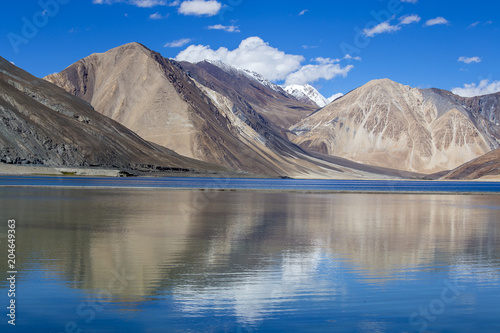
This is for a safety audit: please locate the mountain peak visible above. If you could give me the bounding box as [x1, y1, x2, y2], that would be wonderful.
[284, 84, 328, 108]
[111, 42, 150, 52]
[204, 59, 285, 93]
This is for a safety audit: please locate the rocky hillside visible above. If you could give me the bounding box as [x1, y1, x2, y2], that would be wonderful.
[441, 148, 500, 180]
[290, 79, 500, 173]
[0, 56, 226, 174]
[179, 60, 318, 134]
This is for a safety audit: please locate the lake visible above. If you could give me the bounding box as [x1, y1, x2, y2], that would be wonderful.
[1, 178, 500, 332]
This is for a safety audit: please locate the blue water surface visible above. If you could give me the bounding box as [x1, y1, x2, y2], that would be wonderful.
[1, 175, 500, 193]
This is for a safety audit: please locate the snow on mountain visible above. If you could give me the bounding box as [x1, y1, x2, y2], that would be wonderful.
[205, 59, 285, 93]
[284, 84, 329, 108]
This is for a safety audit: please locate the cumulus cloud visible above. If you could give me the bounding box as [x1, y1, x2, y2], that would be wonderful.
[178, 0, 221, 16]
[363, 14, 420, 37]
[424, 17, 449, 27]
[284, 63, 353, 86]
[363, 21, 400, 37]
[164, 38, 192, 47]
[452, 79, 500, 97]
[92, 0, 172, 7]
[207, 24, 240, 32]
[400, 14, 421, 25]
[176, 37, 354, 85]
[176, 37, 304, 81]
[458, 56, 481, 64]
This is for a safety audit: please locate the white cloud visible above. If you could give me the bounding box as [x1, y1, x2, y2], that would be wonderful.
[424, 17, 449, 27]
[178, 0, 221, 16]
[176, 37, 304, 81]
[452, 79, 500, 97]
[399, 14, 421, 25]
[363, 21, 400, 37]
[327, 93, 343, 103]
[284, 63, 353, 86]
[458, 56, 481, 64]
[314, 55, 361, 64]
[207, 24, 240, 33]
[401, 0, 418, 3]
[92, 0, 172, 7]
[363, 14, 420, 37]
[299, 9, 309, 16]
[164, 38, 192, 47]
[149, 12, 168, 19]
[468, 21, 480, 28]
[176, 37, 354, 85]
[344, 54, 362, 61]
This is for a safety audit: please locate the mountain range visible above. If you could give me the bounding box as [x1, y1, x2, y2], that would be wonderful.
[0, 55, 229, 176]
[2, 42, 499, 180]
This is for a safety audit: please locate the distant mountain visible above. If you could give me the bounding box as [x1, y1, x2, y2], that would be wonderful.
[290, 79, 500, 173]
[441, 148, 500, 180]
[0, 56, 225, 174]
[284, 84, 328, 108]
[46, 43, 387, 179]
[181, 59, 317, 133]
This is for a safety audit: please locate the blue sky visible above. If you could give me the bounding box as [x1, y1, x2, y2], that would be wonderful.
[1, 0, 499, 99]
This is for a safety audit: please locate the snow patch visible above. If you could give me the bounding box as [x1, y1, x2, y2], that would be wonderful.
[206, 59, 284, 93]
[284, 84, 329, 107]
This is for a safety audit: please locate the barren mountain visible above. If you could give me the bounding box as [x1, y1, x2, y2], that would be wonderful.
[441, 148, 500, 180]
[290, 79, 500, 173]
[46, 42, 400, 179]
[179, 60, 318, 133]
[0, 56, 226, 174]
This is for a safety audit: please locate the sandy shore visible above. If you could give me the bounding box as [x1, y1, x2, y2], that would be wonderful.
[0, 164, 124, 177]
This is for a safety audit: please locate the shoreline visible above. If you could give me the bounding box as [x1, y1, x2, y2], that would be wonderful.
[1, 184, 499, 196]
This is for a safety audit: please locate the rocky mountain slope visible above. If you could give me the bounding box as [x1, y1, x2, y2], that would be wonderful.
[46, 42, 398, 179]
[179, 60, 318, 133]
[441, 148, 500, 180]
[290, 79, 500, 173]
[0, 56, 226, 174]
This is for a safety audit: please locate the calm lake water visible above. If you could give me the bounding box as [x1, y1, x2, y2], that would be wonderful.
[1, 180, 500, 332]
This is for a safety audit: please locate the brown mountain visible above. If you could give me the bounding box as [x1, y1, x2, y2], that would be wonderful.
[178, 59, 318, 134]
[0, 56, 226, 175]
[441, 148, 500, 180]
[45, 42, 401, 179]
[290, 79, 500, 173]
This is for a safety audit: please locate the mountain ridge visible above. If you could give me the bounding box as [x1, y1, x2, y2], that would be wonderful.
[290, 78, 500, 173]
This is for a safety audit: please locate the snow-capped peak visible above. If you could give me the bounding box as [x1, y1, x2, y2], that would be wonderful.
[284, 84, 329, 108]
[205, 59, 284, 93]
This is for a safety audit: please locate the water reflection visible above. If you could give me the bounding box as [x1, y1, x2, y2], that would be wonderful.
[1, 188, 499, 329]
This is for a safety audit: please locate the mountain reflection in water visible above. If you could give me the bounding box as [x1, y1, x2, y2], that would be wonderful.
[1, 187, 499, 332]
